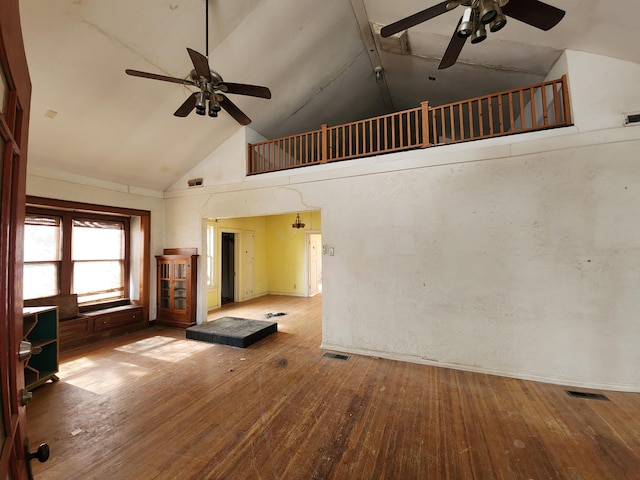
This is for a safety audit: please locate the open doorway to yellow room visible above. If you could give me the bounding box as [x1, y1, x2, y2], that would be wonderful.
[205, 211, 321, 311]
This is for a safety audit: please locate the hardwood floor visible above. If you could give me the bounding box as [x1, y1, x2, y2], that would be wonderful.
[27, 295, 640, 479]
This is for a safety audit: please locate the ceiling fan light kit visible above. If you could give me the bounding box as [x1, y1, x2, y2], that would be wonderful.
[458, 7, 474, 37]
[490, 11, 508, 32]
[471, 11, 488, 43]
[478, 0, 498, 24]
[381, 0, 565, 69]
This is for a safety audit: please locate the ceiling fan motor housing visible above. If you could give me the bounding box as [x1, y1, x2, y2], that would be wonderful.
[190, 69, 223, 87]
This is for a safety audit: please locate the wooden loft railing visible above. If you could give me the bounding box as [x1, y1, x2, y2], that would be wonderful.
[248, 75, 572, 175]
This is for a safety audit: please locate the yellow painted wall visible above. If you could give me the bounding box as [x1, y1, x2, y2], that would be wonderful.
[206, 211, 321, 309]
[266, 211, 321, 295]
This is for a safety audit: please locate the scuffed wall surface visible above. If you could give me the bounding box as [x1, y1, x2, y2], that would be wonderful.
[164, 126, 640, 391]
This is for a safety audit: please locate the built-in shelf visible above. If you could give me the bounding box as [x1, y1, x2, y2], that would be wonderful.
[23, 306, 59, 391]
[156, 248, 198, 328]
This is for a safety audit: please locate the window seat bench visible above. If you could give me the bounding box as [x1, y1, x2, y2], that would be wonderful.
[24, 294, 147, 351]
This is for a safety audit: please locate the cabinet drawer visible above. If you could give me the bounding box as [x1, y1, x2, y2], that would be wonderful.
[93, 309, 142, 332]
[59, 317, 90, 336]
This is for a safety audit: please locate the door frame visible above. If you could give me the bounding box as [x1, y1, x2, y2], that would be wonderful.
[305, 230, 322, 297]
[218, 229, 241, 305]
[0, 0, 33, 478]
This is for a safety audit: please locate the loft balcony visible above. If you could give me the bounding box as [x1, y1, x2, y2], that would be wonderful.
[248, 76, 572, 176]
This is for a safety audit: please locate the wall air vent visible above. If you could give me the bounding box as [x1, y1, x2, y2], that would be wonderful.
[624, 113, 640, 126]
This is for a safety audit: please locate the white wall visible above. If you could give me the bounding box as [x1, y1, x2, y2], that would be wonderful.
[553, 50, 640, 132]
[161, 51, 640, 392]
[29, 50, 640, 392]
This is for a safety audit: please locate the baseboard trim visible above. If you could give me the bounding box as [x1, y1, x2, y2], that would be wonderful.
[320, 343, 640, 393]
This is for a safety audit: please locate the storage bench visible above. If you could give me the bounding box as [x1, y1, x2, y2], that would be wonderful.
[24, 294, 147, 351]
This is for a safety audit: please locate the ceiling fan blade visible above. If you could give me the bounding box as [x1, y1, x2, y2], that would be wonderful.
[381, 0, 451, 38]
[502, 0, 565, 31]
[187, 48, 212, 82]
[125, 69, 195, 86]
[438, 18, 468, 69]
[219, 82, 272, 99]
[174, 93, 197, 117]
[218, 94, 251, 126]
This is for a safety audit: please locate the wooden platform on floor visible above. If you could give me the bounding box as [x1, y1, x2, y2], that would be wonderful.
[26, 294, 640, 479]
[186, 316, 277, 347]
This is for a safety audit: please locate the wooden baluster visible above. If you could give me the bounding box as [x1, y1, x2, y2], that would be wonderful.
[552, 81, 561, 125]
[561, 75, 572, 125]
[519, 89, 526, 131]
[498, 95, 504, 134]
[421, 101, 430, 147]
[508, 92, 515, 132]
[478, 99, 484, 138]
[488, 96, 494, 137]
[320, 124, 327, 163]
[530, 86, 537, 129]
[541, 84, 549, 127]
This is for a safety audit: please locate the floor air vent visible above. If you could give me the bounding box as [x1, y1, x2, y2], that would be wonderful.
[322, 352, 350, 361]
[566, 390, 610, 401]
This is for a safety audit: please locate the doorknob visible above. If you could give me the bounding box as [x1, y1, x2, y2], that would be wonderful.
[24, 438, 50, 480]
[19, 340, 42, 363]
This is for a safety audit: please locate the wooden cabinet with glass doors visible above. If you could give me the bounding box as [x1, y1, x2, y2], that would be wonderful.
[155, 248, 198, 328]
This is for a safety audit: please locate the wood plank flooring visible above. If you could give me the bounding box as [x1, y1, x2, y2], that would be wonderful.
[27, 295, 640, 479]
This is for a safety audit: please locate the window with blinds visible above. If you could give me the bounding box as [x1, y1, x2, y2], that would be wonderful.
[24, 214, 62, 299]
[23, 209, 129, 305]
[72, 218, 125, 303]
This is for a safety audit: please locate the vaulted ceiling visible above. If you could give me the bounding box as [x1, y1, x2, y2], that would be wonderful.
[19, 0, 640, 191]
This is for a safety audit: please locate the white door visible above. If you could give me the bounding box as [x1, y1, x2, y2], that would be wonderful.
[307, 233, 322, 296]
[243, 231, 255, 299]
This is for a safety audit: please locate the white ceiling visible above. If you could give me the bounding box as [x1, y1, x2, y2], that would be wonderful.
[19, 0, 640, 191]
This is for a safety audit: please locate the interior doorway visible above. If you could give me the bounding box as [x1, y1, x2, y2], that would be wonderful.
[221, 232, 236, 304]
[307, 233, 322, 296]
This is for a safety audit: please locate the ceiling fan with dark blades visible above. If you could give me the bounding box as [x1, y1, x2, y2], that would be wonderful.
[125, 48, 270, 125]
[125, 1, 270, 125]
[380, 0, 565, 70]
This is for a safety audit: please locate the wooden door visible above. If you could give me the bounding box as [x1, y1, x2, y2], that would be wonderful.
[221, 232, 235, 304]
[0, 1, 37, 478]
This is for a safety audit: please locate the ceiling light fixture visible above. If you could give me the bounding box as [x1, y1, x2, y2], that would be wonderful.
[208, 93, 221, 117]
[457, 7, 474, 38]
[490, 11, 507, 32]
[489, 2, 507, 32]
[195, 91, 206, 115]
[374, 66, 384, 84]
[457, 2, 508, 42]
[291, 213, 305, 229]
[478, 0, 498, 24]
[471, 10, 487, 44]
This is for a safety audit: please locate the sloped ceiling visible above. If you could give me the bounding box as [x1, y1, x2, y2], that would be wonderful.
[18, 0, 640, 191]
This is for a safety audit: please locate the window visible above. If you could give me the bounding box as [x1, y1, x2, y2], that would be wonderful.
[24, 214, 62, 299]
[72, 218, 125, 303]
[23, 207, 130, 305]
